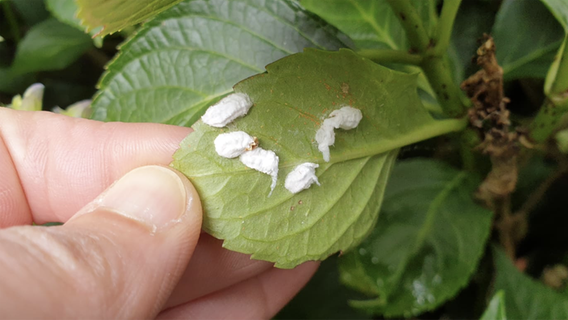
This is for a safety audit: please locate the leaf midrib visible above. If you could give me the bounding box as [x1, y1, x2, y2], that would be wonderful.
[187, 117, 466, 179]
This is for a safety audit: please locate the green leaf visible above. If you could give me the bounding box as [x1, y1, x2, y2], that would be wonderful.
[544, 36, 568, 95]
[541, 0, 568, 29]
[0, 67, 36, 94]
[300, 0, 433, 51]
[76, 0, 184, 37]
[450, 1, 495, 78]
[91, 0, 346, 125]
[276, 257, 371, 320]
[300, 0, 441, 114]
[339, 159, 492, 317]
[493, 247, 568, 319]
[171, 49, 467, 268]
[512, 155, 554, 211]
[542, 0, 568, 95]
[46, 0, 103, 47]
[480, 291, 507, 320]
[11, 0, 49, 25]
[10, 18, 92, 75]
[492, 0, 564, 80]
[531, 1, 568, 141]
[301, 0, 407, 50]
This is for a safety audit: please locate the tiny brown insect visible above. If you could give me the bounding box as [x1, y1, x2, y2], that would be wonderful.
[341, 82, 349, 94]
[246, 136, 259, 151]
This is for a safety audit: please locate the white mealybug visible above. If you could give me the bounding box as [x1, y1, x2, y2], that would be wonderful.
[285, 162, 320, 194]
[315, 120, 336, 163]
[315, 106, 362, 162]
[329, 106, 363, 130]
[201, 92, 253, 127]
[239, 147, 279, 195]
[214, 131, 258, 158]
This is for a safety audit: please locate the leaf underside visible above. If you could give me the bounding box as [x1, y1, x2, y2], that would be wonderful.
[339, 159, 492, 317]
[172, 49, 466, 268]
[90, 0, 345, 125]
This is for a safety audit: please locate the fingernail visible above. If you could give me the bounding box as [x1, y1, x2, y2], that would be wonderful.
[96, 166, 187, 230]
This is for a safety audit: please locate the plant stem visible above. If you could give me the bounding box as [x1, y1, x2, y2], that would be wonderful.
[385, 0, 430, 52]
[530, 93, 568, 142]
[497, 161, 568, 255]
[459, 128, 482, 172]
[496, 195, 516, 259]
[325, 116, 467, 165]
[86, 48, 110, 69]
[427, 0, 438, 35]
[358, 49, 423, 65]
[516, 162, 568, 219]
[432, 0, 461, 56]
[385, 0, 468, 118]
[421, 56, 466, 117]
[3, 0, 20, 42]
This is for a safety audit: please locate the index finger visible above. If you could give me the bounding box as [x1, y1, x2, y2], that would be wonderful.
[0, 108, 191, 227]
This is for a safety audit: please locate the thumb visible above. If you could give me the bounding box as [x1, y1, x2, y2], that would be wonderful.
[0, 166, 202, 319]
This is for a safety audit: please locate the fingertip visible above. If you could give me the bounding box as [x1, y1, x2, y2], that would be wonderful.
[70, 165, 202, 233]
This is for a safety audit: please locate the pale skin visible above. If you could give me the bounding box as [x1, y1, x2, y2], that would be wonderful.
[0, 108, 318, 319]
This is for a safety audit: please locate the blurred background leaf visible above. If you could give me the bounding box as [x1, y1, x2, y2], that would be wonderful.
[276, 257, 371, 320]
[492, 0, 564, 80]
[11, 0, 48, 25]
[493, 247, 568, 319]
[450, 0, 497, 79]
[10, 18, 93, 75]
[46, 0, 103, 47]
[339, 159, 492, 318]
[76, 0, 183, 36]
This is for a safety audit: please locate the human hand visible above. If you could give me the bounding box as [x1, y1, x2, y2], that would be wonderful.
[0, 108, 318, 319]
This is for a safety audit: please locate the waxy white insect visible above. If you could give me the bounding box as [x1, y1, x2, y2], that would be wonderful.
[201, 92, 253, 127]
[239, 147, 279, 195]
[285, 162, 320, 194]
[315, 106, 363, 162]
[214, 131, 258, 158]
